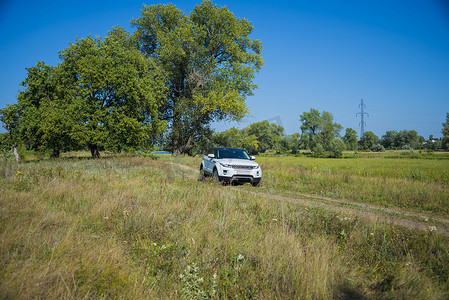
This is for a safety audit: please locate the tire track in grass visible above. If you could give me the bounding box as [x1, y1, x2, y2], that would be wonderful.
[168, 162, 449, 236]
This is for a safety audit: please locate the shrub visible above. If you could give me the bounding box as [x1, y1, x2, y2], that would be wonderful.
[179, 263, 216, 300]
[370, 144, 385, 152]
[328, 139, 346, 158]
[312, 143, 324, 157]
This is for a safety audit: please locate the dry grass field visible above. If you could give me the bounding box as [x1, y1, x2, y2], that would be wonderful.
[1, 152, 448, 299]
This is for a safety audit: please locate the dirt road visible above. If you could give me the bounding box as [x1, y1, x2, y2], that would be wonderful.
[169, 162, 449, 236]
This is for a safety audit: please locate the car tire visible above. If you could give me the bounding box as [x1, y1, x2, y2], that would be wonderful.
[213, 168, 220, 183]
[251, 179, 261, 187]
[199, 165, 206, 181]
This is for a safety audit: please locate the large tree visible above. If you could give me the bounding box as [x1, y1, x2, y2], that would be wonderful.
[359, 131, 379, 150]
[243, 120, 284, 154]
[13, 62, 77, 157]
[212, 127, 259, 154]
[59, 27, 166, 158]
[132, 1, 263, 155]
[381, 129, 424, 150]
[299, 108, 343, 152]
[343, 128, 358, 151]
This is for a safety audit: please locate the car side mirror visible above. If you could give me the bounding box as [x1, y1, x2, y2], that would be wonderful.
[250, 156, 256, 160]
[208, 153, 215, 158]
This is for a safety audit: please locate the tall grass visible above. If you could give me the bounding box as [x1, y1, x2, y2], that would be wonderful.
[1, 155, 448, 298]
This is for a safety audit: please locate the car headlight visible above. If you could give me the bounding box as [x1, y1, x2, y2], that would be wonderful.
[253, 165, 260, 169]
[219, 162, 232, 168]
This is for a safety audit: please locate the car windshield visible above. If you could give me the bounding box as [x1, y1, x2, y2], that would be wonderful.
[217, 149, 250, 160]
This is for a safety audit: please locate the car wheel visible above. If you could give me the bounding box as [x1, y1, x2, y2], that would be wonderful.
[251, 179, 261, 187]
[213, 168, 220, 183]
[199, 165, 206, 181]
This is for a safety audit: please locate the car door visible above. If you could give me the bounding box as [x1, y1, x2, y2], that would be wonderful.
[204, 149, 215, 174]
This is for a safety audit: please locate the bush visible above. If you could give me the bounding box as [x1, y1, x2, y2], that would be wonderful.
[400, 150, 421, 158]
[312, 143, 324, 157]
[370, 144, 385, 152]
[402, 144, 413, 150]
[328, 139, 345, 158]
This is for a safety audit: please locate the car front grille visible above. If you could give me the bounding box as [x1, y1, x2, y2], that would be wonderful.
[231, 165, 255, 170]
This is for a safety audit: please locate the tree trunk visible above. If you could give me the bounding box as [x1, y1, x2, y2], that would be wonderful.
[51, 149, 60, 158]
[90, 144, 101, 158]
[12, 146, 21, 163]
[171, 113, 206, 156]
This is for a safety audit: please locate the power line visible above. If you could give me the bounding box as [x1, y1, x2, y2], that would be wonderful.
[356, 99, 369, 138]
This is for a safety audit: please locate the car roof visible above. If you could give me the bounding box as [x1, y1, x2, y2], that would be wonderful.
[215, 147, 245, 151]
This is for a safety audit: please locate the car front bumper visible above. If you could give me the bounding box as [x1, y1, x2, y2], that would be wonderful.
[217, 166, 262, 183]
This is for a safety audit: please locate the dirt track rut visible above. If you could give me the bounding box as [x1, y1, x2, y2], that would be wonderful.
[168, 162, 449, 237]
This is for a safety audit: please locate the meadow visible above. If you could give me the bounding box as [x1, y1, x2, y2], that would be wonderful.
[166, 152, 449, 217]
[1, 151, 448, 299]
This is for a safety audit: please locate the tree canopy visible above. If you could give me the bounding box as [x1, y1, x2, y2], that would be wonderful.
[343, 128, 358, 151]
[380, 130, 424, 150]
[1, 27, 166, 158]
[59, 27, 166, 157]
[359, 131, 379, 150]
[299, 108, 344, 156]
[132, 1, 263, 155]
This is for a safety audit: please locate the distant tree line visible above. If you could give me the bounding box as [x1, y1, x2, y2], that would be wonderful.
[187, 110, 449, 157]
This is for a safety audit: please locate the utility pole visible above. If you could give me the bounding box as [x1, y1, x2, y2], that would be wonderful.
[356, 99, 369, 138]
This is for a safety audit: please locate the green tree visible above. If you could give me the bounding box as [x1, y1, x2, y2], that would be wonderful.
[343, 128, 358, 150]
[299, 108, 321, 149]
[0, 133, 8, 151]
[442, 113, 449, 150]
[244, 121, 285, 153]
[397, 130, 421, 149]
[316, 111, 343, 147]
[281, 132, 301, 154]
[12, 62, 77, 157]
[381, 130, 423, 150]
[212, 127, 258, 154]
[299, 109, 343, 153]
[132, 1, 263, 155]
[0, 104, 22, 161]
[425, 135, 441, 150]
[359, 131, 379, 150]
[59, 27, 166, 158]
[381, 130, 399, 149]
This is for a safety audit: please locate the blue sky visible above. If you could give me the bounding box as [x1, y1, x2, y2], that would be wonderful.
[1, 0, 448, 139]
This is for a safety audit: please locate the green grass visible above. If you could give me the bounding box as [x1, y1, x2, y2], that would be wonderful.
[1, 153, 449, 298]
[160, 153, 449, 216]
[254, 156, 449, 216]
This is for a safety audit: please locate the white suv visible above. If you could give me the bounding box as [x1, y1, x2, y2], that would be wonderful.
[200, 148, 262, 186]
